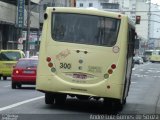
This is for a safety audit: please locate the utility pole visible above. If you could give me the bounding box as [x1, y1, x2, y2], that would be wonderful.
[25, 0, 31, 58]
[148, 0, 151, 48]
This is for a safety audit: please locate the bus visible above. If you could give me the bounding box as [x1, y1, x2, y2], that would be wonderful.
[36, 7, 136, 110]
[150, 50, 160, 63]
[143, 49, 154, 61]
[0, 50, 25, 80]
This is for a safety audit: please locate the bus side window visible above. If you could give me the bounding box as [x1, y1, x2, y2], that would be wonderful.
[0, 53, 2, 60]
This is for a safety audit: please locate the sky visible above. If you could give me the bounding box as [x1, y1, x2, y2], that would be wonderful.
[152, 0, 160, 5]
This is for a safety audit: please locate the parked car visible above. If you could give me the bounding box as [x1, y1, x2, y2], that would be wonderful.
[133, 56, 144, 64]
[11, 58, 38, 89]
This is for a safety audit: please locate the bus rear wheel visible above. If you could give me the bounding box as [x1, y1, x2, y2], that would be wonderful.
[104, 99, 123, 111]
[55, 94, 66, 105]
[45, 93, 55, 104]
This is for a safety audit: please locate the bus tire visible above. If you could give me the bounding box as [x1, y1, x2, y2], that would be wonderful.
[104, 99, 112, 108]
[77, 95, 89, 100]
[104, 99, 123, 111]
[55, 94, 66, 105]
[3, 76, 7, 80]
[123, 97, 126, 105]
[114, 100, 123, 111]
[12, 82, 16, 89]
[45, 93, 55, 104]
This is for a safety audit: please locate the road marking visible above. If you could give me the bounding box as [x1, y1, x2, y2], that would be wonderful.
[131, 82, 136, 84]
[0, 96, 44, 112]
[4, 85, 11, 87]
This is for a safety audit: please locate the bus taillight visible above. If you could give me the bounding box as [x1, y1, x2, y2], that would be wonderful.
[111, 64, 116, 69]
[48, 63, 53, 67]
[104, 73, 109, 79]
[46, 57, 51, 62]
[108, 69, 113, 74]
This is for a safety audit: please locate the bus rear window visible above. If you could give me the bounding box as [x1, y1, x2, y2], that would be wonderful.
[0, 52, 21, 61]
[16, 60, 38, 68]
[51, 13, 120, 47]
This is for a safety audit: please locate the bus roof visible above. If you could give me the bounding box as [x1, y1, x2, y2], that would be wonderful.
[47, 7, 127, 19]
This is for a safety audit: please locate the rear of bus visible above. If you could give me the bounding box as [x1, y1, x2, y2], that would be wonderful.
[150, 50, 160, 63]
[36, 7, 131, 107]
[0, 50, 25, 80]
[143, 50, 153, 61]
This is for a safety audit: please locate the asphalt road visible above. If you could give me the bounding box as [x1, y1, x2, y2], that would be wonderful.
[0, 62, 160, 120]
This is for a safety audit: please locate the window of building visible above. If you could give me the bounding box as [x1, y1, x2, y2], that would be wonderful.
[132, 4, 136, 7]
[89, 3, 93, 7]
[101, 3, 119, 9]
[79, 3, 83, 7]
[131, 11, 136, 14]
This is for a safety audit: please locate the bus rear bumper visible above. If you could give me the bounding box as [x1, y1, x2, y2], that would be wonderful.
[36, 76, 124, 100]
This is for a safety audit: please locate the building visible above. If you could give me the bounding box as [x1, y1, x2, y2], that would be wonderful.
[76, 0, 136, 21]
[0, 0, 39, 51]
[136, 0, 149, 41]
[76, 0, 121, 11]
[39, 0, 71, 24]
[149, 3, 160, 49]
[0, 0, 74, 55]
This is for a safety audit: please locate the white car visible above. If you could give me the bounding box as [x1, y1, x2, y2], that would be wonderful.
[133, 56, 144, 64]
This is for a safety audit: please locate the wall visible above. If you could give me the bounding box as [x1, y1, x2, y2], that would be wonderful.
[0, 1, 16, 24]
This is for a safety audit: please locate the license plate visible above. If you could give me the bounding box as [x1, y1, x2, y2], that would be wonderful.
[23, 70, 34, 74]
[73, 73, 87, 79]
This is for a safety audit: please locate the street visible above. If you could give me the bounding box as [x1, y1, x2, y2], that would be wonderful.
[0, 62, 160, 120]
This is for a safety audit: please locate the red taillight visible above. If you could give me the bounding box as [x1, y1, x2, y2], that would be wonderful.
[15, 70, 19, 74]
[13, 69, 19, 74]
[46, 57, 51, 62]
[111, 64, 116, 69]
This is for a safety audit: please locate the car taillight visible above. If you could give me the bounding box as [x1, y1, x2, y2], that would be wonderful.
[15, 70, 19, 74]
[14, 69, 19, 74]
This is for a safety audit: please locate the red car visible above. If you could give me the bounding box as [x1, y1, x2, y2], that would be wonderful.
[11, 58, 38, 89]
